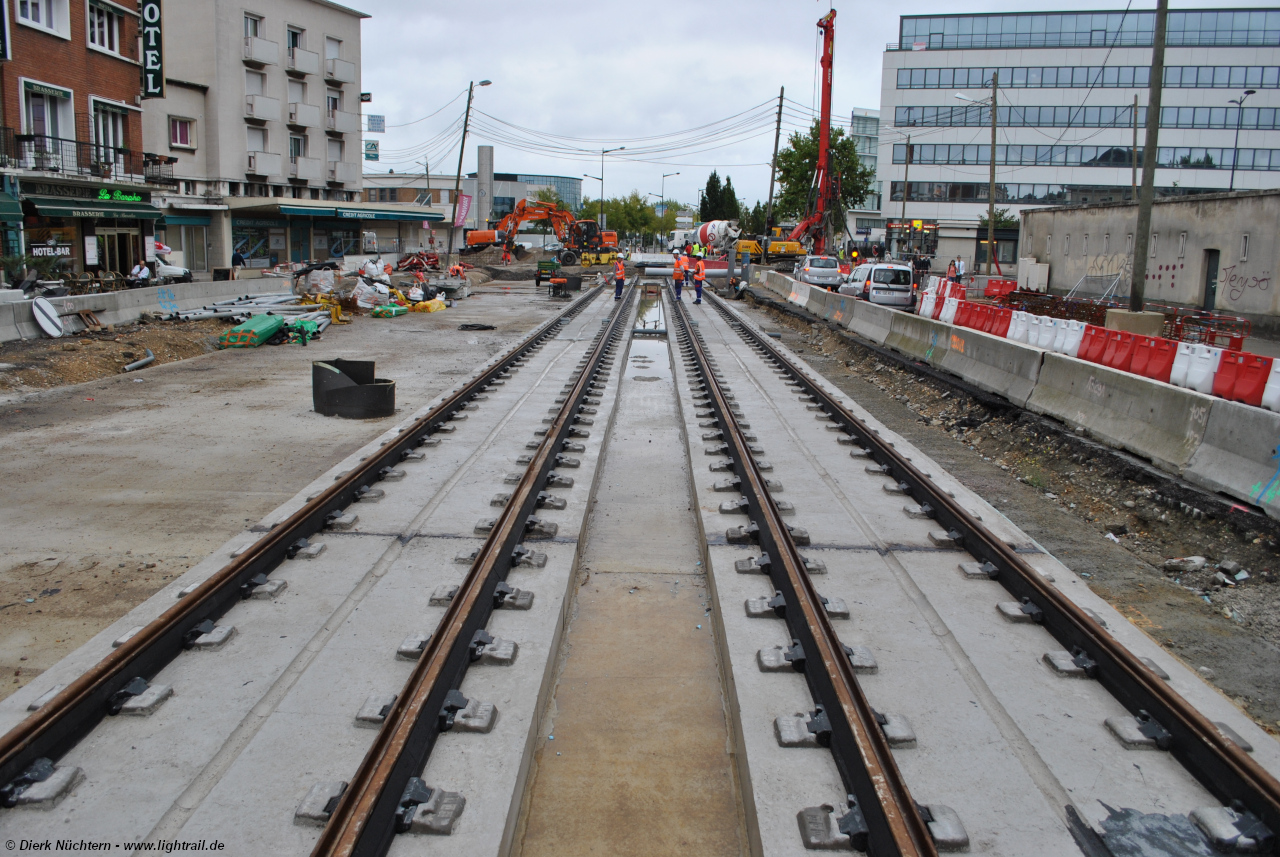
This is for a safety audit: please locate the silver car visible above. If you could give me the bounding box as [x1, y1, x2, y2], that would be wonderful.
[839, 263, 916, 309]
[794, 255, 843, 288]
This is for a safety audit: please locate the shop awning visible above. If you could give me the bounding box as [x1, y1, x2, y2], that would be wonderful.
[279, 205, 335, 218]
[161, 214, 211, 226]
[335, 207, 445, 222]
[25, 195, 162, 219]
[0, 192, 23, 223]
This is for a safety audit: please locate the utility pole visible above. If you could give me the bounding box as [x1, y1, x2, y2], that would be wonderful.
[986, 70, 998, 276]
[764, 86, 784, 240]
[1131, 0, 1167, 313]
[1131, 94, 1138, 198]
[446, 80, 490, 262]
[900, 134, 911, 257]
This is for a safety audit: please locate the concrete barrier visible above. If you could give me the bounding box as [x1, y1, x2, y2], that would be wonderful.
[1027, 354, 1212, 472]
[939, 328, 1046, 408]
[1184, 400, 1280, 520]
[827, 293, 856, 327]
[787, 280, 812, 309]
[846, 300, 894, 345]
[0, 280, 290, 342]
[806, 286, 831, 317]
[760, 270, 793, 300]
[884, 311, 953, 364]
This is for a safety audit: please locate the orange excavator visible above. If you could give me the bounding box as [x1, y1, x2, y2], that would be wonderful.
[465, 199, 618, 266]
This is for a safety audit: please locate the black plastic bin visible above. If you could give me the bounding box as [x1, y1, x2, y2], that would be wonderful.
[312, 359, 395, 419]
[565, 275, 583, 291]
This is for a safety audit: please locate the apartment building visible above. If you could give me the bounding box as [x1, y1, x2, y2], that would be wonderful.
[0, 0, 168, 274]
[139, 0, 429, 271]
[879, 8, 1280, 268]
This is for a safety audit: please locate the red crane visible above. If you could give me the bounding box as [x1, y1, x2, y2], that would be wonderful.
[788, 9, 837, 255]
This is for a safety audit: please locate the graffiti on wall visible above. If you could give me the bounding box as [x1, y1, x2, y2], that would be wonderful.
[1219, 264, 1273, 303]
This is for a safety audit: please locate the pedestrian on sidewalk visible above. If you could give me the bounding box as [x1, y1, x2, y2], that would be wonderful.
[231, 250, 245, 280]
[947, 258, 958, 283]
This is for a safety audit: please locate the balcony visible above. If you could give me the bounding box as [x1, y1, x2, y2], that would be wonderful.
[143, 154, 178, 186]
[327, 160, 359, 185]
[287, 102, 321, 129]
[286, 46, 319, 76]
[245, 94, 281, 123]
[324, 58, 356, 84]
[243, 36, 279, 66]
[289, 156, 322, 182]
[325, 109, 360, 135]
[9, 133, 146, 182]
[246, 151, 282, 177]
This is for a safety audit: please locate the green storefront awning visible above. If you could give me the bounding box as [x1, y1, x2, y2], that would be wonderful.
[161, 214, 211, 226]
[334, 207, 445, 222]
[279, 206, 335, 217]
[26, 196, 162, 220]
[0, 191, 23, 223]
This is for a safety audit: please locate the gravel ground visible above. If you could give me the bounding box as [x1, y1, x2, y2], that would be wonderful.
[742, 296, 1280, 732]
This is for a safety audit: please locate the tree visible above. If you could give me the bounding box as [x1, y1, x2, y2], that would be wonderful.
[741, 201, 767, 236]
[977, 207, 1019, 229]
[720, 177, 741, 221]
[527, 187, 567, 234]
[774, 121, 876, 227]
[699, 171, 723, 222]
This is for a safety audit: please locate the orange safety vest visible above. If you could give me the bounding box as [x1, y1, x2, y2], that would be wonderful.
[614, 260, 625, 279]
[693, 260, 706, 282]
[672, 258, 686, 280]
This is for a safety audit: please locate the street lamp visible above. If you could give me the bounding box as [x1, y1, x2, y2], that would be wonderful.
[660, 171, 679, 220]
[590, 146, 625, 227]
[1229, 89, 1257, 191]
[446, 79, 491, 261]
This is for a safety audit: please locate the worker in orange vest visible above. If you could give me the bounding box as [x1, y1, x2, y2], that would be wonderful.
[613, 256, 626, 300]
[671, 249, 686, 300]
[692, 252, 706, 304]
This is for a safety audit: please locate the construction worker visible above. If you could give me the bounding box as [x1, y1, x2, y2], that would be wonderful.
[672, 249, 686, 300]
[613, 256, 626, 300]
[692, 252, 706, 304]
[501, 241, 513, 266]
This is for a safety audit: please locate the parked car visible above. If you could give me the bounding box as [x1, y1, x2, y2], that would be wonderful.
[544, 242, 564, 252]
[793, 254, 843, 289]
[154, 255, 193, 284]
[839, 262, 915, 308]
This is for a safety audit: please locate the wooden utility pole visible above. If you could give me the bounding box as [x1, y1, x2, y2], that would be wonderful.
[986, 71, 998, 276]
[447, 81, 478, 262]
[764, 86, 785, 252]
[1131, 0, 1167, 312]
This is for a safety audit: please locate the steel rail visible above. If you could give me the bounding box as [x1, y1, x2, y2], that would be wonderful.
[311, 285, 636, 857]
[0, 286, 606, 794]
[706, 291, 1280, 837]
[667, 290, 936, 857]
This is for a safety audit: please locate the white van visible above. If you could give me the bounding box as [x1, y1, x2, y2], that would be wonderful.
[839, 262, 915, 309]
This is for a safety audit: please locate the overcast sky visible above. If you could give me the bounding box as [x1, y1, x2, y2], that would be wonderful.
[359, 0, 1261, 208]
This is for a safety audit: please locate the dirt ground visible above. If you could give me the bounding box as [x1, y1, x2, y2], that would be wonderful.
[744, 298, 1280, 732]
[0, 281, 567, 701]
[0, 319, 225, 392]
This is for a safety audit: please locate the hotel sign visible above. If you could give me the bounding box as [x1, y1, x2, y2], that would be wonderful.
[140, 1, 165, 99]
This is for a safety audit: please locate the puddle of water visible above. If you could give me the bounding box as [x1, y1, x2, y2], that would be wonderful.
[635, 297, 665, 332]
[627, 338, 671, 380]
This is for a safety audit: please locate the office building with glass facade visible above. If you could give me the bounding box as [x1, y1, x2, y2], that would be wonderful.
[878, 8, 1280, 264]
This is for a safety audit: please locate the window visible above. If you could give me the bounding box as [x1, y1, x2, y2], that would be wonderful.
[1241, 234, 1250, 261]
[288, 80, 305, 104]
[87, 3, 120, 53]
[19, 0, 67, 35]
[1103, 234, 1110, 254]
[289, 135, 306, 161]
[1178, 232, 1187, 258]
[1064, 235, 1070, 256]
[246, 71, 265, 95]
[325, 36, 341, 59]
[326, 88, 341, 114]
[182, 180, 196, 195]
[1127, 234, 1134, 255]
[170, 117, 194, 149]
[1083, 235, 1088, 257]
[326, 138, 342, 162]
[1150, 233, 1158, 257]
[24, 85, 69, 138]
[1046, 234, 1052, 257]
[247, 127, 266, 152]
[92, 102, 126, 152]
[244, 14, 261, 38]
[287, 26, 304, 55]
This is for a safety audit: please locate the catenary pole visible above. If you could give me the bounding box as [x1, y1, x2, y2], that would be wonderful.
[1131, 0, 1167, 312]
[764, 86, 784, 258]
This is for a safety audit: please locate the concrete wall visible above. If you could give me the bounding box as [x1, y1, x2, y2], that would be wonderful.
[1020, 190, 1280, 316]
[0, 280, 287, 342]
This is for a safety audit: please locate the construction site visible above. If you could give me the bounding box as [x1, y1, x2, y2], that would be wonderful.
[5, 2, 1280, 857]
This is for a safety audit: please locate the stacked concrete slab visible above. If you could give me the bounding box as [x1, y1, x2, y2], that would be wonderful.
[752, 274, 1280, 521]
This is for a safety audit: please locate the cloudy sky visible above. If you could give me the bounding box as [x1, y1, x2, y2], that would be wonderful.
[358, 0, 1257, 208]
